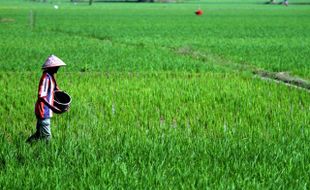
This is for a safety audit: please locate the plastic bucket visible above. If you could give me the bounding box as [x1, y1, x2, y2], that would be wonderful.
[54, 91, 71, 112]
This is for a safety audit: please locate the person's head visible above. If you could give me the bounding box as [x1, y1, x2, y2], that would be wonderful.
[44, 66, 60, 74]
[42, 55, 66, 72]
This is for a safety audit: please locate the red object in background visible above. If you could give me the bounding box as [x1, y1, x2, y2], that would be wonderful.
[195, 9, 203, 16]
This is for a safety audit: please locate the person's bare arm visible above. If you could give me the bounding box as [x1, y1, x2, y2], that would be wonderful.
[39, 97, 62, 114]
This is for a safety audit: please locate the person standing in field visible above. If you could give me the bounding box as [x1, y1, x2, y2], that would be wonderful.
[26, 55, 68, 143]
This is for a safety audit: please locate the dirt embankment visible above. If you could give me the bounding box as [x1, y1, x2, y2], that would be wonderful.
[254, 70, 310, 91]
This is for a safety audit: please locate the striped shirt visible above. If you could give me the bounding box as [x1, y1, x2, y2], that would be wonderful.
[35, 72, 59, 119]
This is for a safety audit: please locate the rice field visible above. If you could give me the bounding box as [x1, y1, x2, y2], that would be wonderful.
[0, 0, 310, 189]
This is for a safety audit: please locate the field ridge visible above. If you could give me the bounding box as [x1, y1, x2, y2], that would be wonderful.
[50, 28, 310, 92]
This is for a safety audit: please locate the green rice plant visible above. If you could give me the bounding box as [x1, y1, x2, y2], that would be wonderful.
[0, 1, 310, 189]
[0, 72, 309, 188]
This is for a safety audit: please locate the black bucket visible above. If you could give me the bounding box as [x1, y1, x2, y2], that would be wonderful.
[54, 91, 71, 112]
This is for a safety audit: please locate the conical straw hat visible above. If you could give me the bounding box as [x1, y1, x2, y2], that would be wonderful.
[42, 55, 66, 69]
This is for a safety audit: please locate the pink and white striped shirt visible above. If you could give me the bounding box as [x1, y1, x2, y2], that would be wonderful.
[35, 72, 59, 119]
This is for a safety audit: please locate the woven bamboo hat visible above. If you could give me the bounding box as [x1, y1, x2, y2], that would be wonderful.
[42, 55, 66, 69]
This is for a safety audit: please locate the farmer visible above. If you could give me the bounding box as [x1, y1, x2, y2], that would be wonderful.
[26, 55, 68, 143]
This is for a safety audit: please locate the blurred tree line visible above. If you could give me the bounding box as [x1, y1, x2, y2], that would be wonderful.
[27, 0, 177, 2]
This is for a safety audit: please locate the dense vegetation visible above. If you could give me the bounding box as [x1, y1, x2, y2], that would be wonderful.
[0, 0, 309, 189]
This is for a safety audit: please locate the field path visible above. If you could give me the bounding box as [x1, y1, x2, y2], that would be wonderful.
[50, 28, 310, 92]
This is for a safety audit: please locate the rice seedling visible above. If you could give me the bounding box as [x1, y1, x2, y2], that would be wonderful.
[0, 0, 309, 188]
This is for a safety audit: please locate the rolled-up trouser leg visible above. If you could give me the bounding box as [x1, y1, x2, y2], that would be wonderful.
[26, 118, 51, 143]
[38, 118, 51, 142]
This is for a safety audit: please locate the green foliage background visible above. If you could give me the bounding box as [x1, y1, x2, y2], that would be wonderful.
[0, 0, 309, 189]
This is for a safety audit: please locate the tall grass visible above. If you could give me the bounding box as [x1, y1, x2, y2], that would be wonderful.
[0, 1, 310, 188]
